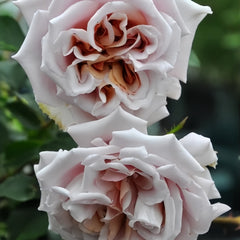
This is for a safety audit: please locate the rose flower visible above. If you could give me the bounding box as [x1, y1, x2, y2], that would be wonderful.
[34, 108, 230, 240]
[14, 0, 211, 129]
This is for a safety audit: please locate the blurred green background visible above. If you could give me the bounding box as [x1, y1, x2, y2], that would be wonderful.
[0, 0, 239, 239]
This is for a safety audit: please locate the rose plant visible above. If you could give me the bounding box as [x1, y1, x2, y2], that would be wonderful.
[14, 0, 212, 129]
[34, 108, 230, 240]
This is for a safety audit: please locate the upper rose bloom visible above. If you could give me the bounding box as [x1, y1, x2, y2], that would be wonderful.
[14, 0, 211, 129]
[34, 108, 230, 240]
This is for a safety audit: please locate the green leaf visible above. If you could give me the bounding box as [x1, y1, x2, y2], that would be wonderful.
[5, 140, 41, 168]
[0, 173, 38, 201]
[167, 117, 188, 134]
[0, 0, 9, 4]
[7, 207, 48, 240]
[0, 41, 17, 51]
[189, 51, 201, 68]
[0, 60, 27, 90]
[222, 33, 240, 49]
[0, 120, 9, 153]
[17, 212, 48, 240]
[0, 16, 24, 51]
[0, 1, 20, 20]
[41, 132, 77, 151]
[6, 100, 42, 129]
[0, 222, 8, 239]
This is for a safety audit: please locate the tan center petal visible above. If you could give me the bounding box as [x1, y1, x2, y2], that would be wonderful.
[95, 21, 111, 47]
[94, 13, 127, 49]
[81, 61, 109, 79]
[100, 84, 116, 103]
[109, 60, 141, 94]
[71, 35, 97, 56]
[107, 214, 133, 240]
[83, 210, 105, 234]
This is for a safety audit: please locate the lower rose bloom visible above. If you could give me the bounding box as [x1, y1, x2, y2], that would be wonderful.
[14, 0, 212, 129]
[34, 108, 230, 240]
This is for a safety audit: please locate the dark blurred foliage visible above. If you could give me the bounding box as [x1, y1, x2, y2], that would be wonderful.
[0, 0, 239, 239]
[193, 0, 240, 91]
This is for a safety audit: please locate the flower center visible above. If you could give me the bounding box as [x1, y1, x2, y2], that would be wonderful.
[75, 51, 141, 96]
[67, 11, 147, 102]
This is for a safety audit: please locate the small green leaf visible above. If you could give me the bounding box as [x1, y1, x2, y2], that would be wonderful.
[0, 41, 17, 51]
[17, 212, 48, 240]
[0, 0, 9, 4]
[0, 16, 24, 51]
[41, 132, 77, 151]
[222, 33, 240, 49]
[0, 222, 8, 239]
[167, 116, 188, 134]
[5, 140, 41, 168]
[0, 173, 38, 201]
[0, 60, 27, 90]
[0, 120, 9, 153]
[7, 207, 48, 240]
[6, 100, 42, 129]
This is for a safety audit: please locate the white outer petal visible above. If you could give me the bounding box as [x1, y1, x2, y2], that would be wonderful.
[171, 0, 212, 82]
[13, 8, 95, 129]
[110, 129, 204, 174]
[153, 0, 189, 34]
[12, 10, 56, 104]
[129, 197, 163, 236]
[180, 132, 218, 167]
[67, 107, 147, 147]
[14, 0, 52, 25]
